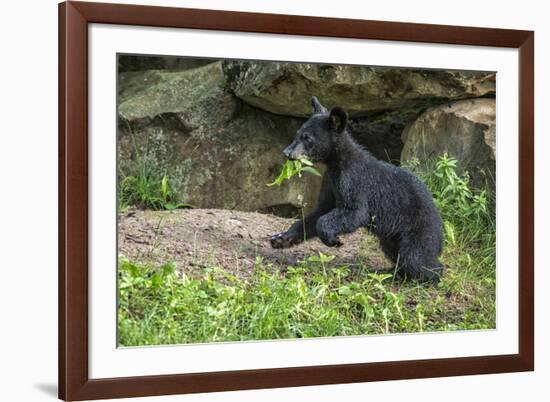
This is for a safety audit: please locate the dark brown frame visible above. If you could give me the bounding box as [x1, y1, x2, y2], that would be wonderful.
[59, 1, 534, 400]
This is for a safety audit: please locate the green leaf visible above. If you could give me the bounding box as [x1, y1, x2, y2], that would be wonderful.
[161, 262, 176, 276]
[151, 272, 163, 288]
[266, 158, 321, 186]
[301, 166, 322, 176]
[164, 203, 177, 210]
[338, 285, 351, 296]
[161, 175, 167, 191]
[267, 161, 291, 186]
[164, 202, 193, 210]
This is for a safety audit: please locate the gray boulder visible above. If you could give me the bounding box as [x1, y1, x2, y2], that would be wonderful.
[118, 55, 213, 73]
[118, 62, 322, 215]
[401, 98, 496, 191]
[224, 61, 495, 117]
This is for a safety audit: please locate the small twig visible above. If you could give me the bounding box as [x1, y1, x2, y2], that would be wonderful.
[125, 234, 149, 245]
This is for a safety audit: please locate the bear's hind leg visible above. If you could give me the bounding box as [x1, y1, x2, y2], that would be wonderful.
[378, 236, 404, 276]
[379, 236, 399, 264]
[397, 238, 444, 283]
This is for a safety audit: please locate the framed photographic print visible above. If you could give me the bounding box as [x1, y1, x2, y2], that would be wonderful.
[59, 1, 534, 400]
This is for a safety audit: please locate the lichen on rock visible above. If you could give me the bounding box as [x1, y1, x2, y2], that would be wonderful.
[401, 98, 496, 192]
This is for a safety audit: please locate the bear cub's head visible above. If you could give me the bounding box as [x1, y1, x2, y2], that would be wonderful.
[283, 96, 348, 163]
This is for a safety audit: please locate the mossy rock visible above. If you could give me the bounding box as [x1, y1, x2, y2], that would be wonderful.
[401, 98, 495, 192]
[224, 61, 495, 117]
[118, 62, 321, 214]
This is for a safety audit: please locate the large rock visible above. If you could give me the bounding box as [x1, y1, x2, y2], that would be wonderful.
[118, 55, 213, 73]
[224, 61, 495, 117]
[118, 62, 322, 215]
[401, 98, 496, 191]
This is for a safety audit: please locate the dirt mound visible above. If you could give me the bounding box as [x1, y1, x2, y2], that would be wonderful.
[118, 209, 390, 279]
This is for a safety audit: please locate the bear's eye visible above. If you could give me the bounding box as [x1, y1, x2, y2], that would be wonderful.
[302, 133, 312, 142]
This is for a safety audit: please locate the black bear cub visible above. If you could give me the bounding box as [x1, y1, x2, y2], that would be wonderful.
[271, 96, 444, 283]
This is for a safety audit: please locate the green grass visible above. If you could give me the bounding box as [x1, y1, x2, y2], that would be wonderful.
[118, 123, 191, 211]
[118, 154, 496, 346]
[119, 172, 191, 211]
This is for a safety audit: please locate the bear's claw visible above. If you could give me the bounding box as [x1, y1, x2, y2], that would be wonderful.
[320, 236, 343, 248]
[270, 232, 295, 249]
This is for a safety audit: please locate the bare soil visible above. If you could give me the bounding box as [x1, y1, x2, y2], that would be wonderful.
[118, 209, 390, 279]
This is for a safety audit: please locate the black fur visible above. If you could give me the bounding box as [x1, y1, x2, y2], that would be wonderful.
[272, 96, 444, 283]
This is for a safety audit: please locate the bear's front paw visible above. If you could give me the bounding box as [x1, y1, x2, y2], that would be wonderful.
[270, 232, 298, 249]
[320, 235, 343, 248]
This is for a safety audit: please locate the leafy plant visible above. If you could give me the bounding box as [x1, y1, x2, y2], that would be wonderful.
[118, 121, 191, 211]
[410, 154, 495, 266]
[119, 173, 192, 211]
[266, 158, 322, 241]
[267, 158, 321, 187]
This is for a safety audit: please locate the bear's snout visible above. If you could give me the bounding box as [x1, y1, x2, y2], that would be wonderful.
[283, 146, 292, 159]
[283, 140, 305, 160]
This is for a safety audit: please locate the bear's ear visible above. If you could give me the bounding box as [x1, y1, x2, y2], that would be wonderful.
[311, 96, 327, 114]
[328, 107, 348, 133]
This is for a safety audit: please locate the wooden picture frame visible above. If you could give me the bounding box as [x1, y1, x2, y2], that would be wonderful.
[59, 1, 534, 400]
